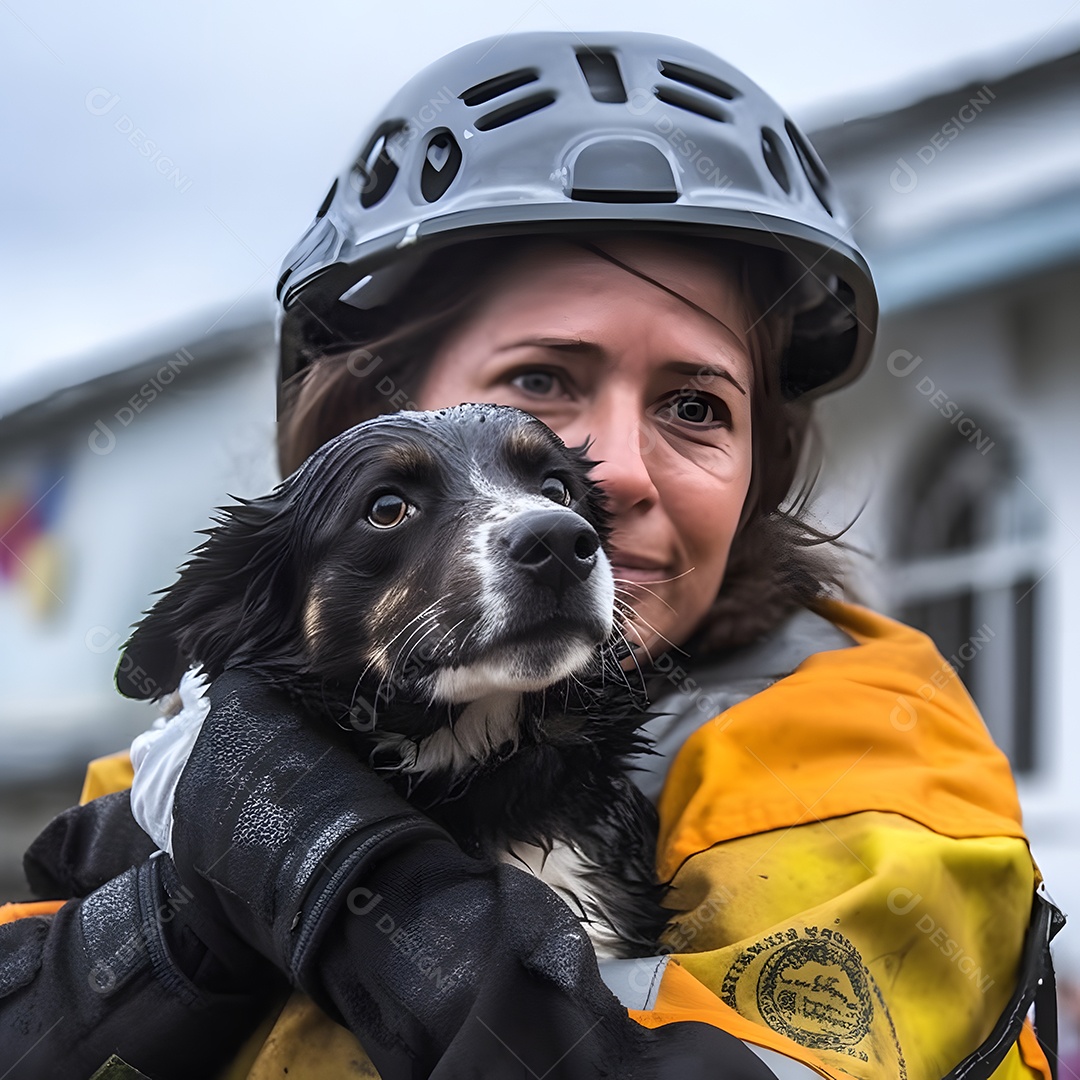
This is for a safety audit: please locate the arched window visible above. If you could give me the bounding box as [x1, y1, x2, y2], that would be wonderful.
[889, 430, 1046, 773]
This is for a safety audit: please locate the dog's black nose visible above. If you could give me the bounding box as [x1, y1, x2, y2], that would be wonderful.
[501, 510, 600, 596]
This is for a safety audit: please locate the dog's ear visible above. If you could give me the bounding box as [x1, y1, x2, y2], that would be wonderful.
[116, 489, 299, 700]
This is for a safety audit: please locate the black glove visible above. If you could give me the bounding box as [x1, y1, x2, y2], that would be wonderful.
[167, 670, 779, 1080]
[22, 788, 158, 901]
[0, 848, 288, 1080]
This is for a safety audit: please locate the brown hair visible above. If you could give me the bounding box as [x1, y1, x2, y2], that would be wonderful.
[277, 231, 856, 657]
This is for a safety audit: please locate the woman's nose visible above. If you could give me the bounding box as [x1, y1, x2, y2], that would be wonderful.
[569, 408, 661, 515]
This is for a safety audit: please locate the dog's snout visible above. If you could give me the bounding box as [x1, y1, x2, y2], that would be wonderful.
[501, 510, 600, 596]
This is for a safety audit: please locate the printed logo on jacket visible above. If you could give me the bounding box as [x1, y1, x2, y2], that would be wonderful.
[720, 923, 907, 1079]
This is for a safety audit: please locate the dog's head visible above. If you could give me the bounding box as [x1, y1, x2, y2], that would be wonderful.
[117, 404, 621, 720]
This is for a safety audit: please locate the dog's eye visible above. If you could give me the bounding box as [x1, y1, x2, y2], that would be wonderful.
[367, 494, 410, 528]
[540, 476, 572, 506]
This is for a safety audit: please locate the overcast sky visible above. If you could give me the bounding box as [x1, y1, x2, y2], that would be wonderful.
[4, 0, 1080, 402]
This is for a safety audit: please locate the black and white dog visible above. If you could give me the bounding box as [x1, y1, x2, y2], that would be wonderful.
[116, 403, 671, 959]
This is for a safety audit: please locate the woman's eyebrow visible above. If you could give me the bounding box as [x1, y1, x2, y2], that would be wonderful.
[499, 335, 599, 354]
[497, 337, 747, 396]
[663, 359, 747, 396]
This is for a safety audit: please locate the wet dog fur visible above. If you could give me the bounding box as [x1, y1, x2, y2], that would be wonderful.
[116, 403, 671, 959]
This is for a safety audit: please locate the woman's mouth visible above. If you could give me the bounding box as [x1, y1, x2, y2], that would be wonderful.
[608, 552, 672, 584]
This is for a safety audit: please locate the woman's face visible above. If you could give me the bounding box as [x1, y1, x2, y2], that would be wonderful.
[415, 234, 755, 663]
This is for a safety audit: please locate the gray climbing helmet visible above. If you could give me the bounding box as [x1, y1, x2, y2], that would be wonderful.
[276, 31, 877, 400]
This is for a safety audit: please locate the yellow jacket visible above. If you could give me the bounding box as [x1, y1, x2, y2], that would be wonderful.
[5, 600, 1057, 1080]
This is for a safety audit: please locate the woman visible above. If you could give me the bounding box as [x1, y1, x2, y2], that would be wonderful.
[0, 30, 1060, 1080]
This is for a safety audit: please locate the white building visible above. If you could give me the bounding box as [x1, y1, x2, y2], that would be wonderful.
[0, 297, 279, 887]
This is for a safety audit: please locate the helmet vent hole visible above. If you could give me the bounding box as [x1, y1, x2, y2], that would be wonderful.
[421, 129, 462, 203]
[352, 120, 406, 209]
[474, 90, 557, 131]
[459, 67, 539, 106]
[316, 178, 338, 219]
[576, 49, 626, 103]
[760, 128, 791, 194]
[653, 85, 730, 124]
[784, 119, 834, 216]
[656, 60, 740, 101]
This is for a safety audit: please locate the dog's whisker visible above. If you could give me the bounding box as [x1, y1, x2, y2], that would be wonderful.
[397, 620, 443, 677]
[431, 615, 469, 655]
[383, 616, 442, 700]
[609, 631, 645, 683]
[392, 615, 452, 701]
[613, 565, 696, 588]
[611, 597, 649, 637]
[611, 596, 686, 658]
[378, 599, 447, 655]
[454, 617, 486, 659]
[564, 667, 592, 696]
[619, 620, 660, 668]
[348, 614, 442, 718]
[611, 626, 650, 692]
[369, 600, 446, 685]
[612, 578, 680, 616]
[350, 601, 447, 701]
[379, 600, 446, 654]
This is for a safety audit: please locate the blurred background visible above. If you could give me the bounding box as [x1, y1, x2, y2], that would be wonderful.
[3, 0, 1080, 1055]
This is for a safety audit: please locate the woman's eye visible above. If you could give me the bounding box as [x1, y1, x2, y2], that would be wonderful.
[367, 494, 411, 528]
[510, 370, 564, 397]
[659, 392, 729, 428]
[540, 476, 572, 506]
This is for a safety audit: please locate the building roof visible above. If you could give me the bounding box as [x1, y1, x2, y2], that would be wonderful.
[807, 40, 1080, 313]
[1, 292, 275, 428]
[804, 31, 1080, 141]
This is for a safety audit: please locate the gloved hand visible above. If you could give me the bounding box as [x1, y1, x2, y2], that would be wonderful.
[23, 788, 159, 900]
[0, 839, 289, 1080]
[0, 670, 297, 1080]
[140, 669, 778, 1080]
